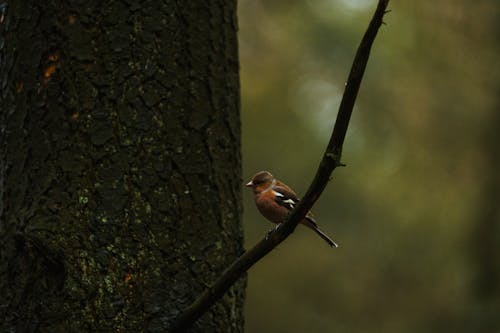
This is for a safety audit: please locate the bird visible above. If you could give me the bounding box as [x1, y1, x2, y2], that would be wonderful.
[245, 171, 338, 248]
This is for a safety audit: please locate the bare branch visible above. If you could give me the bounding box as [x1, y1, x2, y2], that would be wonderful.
[171, 0, 390, 331]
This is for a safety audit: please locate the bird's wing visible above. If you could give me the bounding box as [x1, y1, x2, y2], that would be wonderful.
[273, 183, 317, 224]
[272, 185, 299, 211]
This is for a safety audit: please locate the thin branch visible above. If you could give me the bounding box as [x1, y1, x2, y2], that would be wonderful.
[171, 0, 390, 331]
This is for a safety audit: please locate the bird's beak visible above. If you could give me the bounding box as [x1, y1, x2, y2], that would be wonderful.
[245, 181, 253, 187]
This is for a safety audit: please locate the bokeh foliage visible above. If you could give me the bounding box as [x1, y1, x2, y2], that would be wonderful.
[239, 1, 500, 332]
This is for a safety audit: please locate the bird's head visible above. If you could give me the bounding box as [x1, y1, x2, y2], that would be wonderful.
[245, 171, 275, 194]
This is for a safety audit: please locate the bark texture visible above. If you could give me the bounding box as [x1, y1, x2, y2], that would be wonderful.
[0, 1, 244, 332]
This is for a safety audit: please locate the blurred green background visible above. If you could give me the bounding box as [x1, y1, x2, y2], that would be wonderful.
[238, 1, 500, 332]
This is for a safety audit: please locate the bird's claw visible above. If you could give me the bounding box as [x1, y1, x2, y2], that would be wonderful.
[265, 223, 282, 240]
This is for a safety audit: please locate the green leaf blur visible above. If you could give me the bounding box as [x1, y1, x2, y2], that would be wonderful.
[240, 1, 500, 332]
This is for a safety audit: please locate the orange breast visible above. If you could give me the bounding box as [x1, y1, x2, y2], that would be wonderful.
[255, 194, 289, 224]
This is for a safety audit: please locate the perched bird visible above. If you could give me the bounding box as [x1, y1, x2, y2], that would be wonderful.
[246, 171, 338, 248]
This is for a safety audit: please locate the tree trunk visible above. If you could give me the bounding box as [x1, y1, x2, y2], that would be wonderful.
[0, 1, 244, 332]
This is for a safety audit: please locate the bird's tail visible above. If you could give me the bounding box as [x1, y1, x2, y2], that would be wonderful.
[312, 226, 338, 248]
[302, 217, 338, 248]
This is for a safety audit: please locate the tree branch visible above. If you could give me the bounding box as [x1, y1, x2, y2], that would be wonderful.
[171, 1, 390, 331]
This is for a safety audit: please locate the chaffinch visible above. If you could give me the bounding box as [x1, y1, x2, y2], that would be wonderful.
[246, 171, 338, 248]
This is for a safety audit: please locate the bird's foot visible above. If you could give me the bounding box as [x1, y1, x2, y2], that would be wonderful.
[265, 223, 282, 240]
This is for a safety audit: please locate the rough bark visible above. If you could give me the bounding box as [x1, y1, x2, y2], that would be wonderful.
[0, 1, 244, 332]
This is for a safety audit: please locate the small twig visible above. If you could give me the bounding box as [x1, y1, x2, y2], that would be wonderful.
[171, 1, 390, 331]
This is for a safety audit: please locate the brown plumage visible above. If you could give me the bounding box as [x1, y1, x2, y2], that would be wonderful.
[246, 171, 338, 248]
